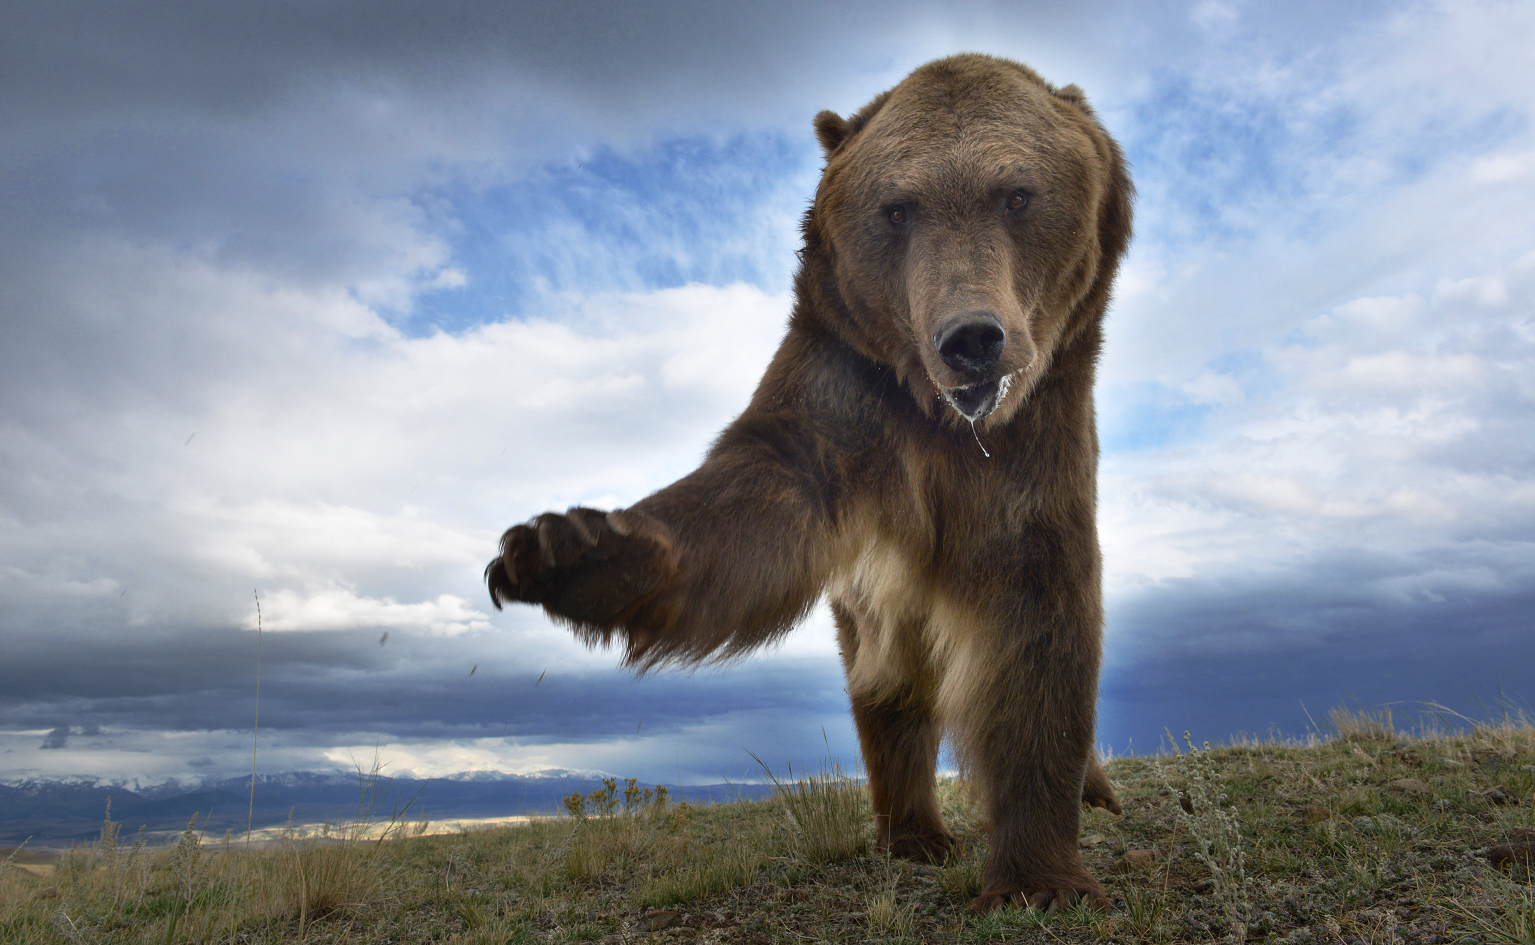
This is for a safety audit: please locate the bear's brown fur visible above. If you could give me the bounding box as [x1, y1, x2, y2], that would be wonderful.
[487, 53, 1133, 913]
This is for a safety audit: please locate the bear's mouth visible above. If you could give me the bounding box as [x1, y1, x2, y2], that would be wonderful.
[941, 375, 1010, 422]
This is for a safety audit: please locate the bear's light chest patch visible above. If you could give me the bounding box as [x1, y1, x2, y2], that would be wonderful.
[828, 536, 935, 700]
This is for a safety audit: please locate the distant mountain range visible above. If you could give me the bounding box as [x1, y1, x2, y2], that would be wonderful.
[0, 771, 774, 847]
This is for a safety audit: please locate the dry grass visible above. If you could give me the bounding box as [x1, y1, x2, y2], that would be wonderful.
[1328, 704, 1397, 742]
[2, 704, 1532, 943]
[1163, 732, 1252, 941]
[754, 753, 871, 864]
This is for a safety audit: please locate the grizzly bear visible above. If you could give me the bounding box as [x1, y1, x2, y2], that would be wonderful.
[486, 53, 1132, 913]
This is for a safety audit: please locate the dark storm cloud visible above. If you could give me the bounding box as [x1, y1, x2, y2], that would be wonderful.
[0, 621, 847, 745]
[0, 625, 382, 731]
[2, 0, 1117, 122]
[3, 0, 1395, 118]
[1099, 545, 1535, 751]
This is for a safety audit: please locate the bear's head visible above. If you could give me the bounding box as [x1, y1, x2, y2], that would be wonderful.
[804, 54, 1132, 427]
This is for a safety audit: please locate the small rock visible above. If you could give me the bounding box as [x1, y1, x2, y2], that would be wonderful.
[1109, 849, 1157, 873]
[1485, 842, 1535, 871]
[637, 910, 681, 933]
[1432, 798, 1452, 811]
[1395, 749, 1424, 766]
[1512, 827, 1535, 842]
[1384, 778, 1431, 795]
[1299, 805, 1333, 824]
[1439, 758, 1466, 769]
[1468, 785, 1514, 805]
[1079, 833, 1108, 848]
[1471, 749, 1514, 767]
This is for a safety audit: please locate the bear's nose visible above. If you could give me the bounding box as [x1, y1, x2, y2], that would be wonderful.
[935, 315, 1006, 376]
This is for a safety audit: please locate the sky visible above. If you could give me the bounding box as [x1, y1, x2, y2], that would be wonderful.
[1, 0, 1532, 788]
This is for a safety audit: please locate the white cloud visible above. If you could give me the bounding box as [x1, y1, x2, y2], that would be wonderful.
[1469, 149, 1535, 184]
[1180, 370, 1245, 405]
[185, 500, 485, 577]
[1334, 351, 1482, 391]
[1189, 0, 1239, 32]
[1434, 276, 1509, 308]
[1094, 3, 1535, 678]
[1330, 294, 1427, 335]
[1102, 247, 1535, 635]
[0, 210, 814, 730]
[245, 588, 490, 636]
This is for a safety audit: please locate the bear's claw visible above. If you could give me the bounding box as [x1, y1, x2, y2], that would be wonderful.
[884, 830, 957, 864]
[486, 507, 676, 628]
[1085, 793, 1122, 815]
[971, 878, 1108, 915]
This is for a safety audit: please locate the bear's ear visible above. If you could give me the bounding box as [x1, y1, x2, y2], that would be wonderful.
[814, 110, 851, 157]
[816, 91, 892, 158]
[1052, 83, 1097, 116]
[1053, 83, 1086, 104]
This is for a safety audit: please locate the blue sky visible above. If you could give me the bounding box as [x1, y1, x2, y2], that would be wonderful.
[1, 0, 1532, 787]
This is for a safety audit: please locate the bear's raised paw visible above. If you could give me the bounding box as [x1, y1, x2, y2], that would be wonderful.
[486, 507, 677, 629]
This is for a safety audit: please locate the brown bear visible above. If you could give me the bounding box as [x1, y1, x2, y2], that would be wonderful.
[486, 53, 1132, 913]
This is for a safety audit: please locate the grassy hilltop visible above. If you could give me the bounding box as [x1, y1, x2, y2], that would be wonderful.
[1, 706, 1532, 944]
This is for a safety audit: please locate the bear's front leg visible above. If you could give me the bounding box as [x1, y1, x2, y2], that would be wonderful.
[850, 688, 956, 863]
[967, 682, 1107, 914]
[486, 506, 680, 650]
[945, 588, 1108, 914]
[833, 601, 956, 863]
[486, 407, 849, 667]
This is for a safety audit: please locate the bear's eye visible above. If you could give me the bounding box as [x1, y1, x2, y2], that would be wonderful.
[1005, 191, 1029, 212]
[887, 206, 908, 225]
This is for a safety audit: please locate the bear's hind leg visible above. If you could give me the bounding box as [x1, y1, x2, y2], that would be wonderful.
[1083, 753, 1121, 815]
